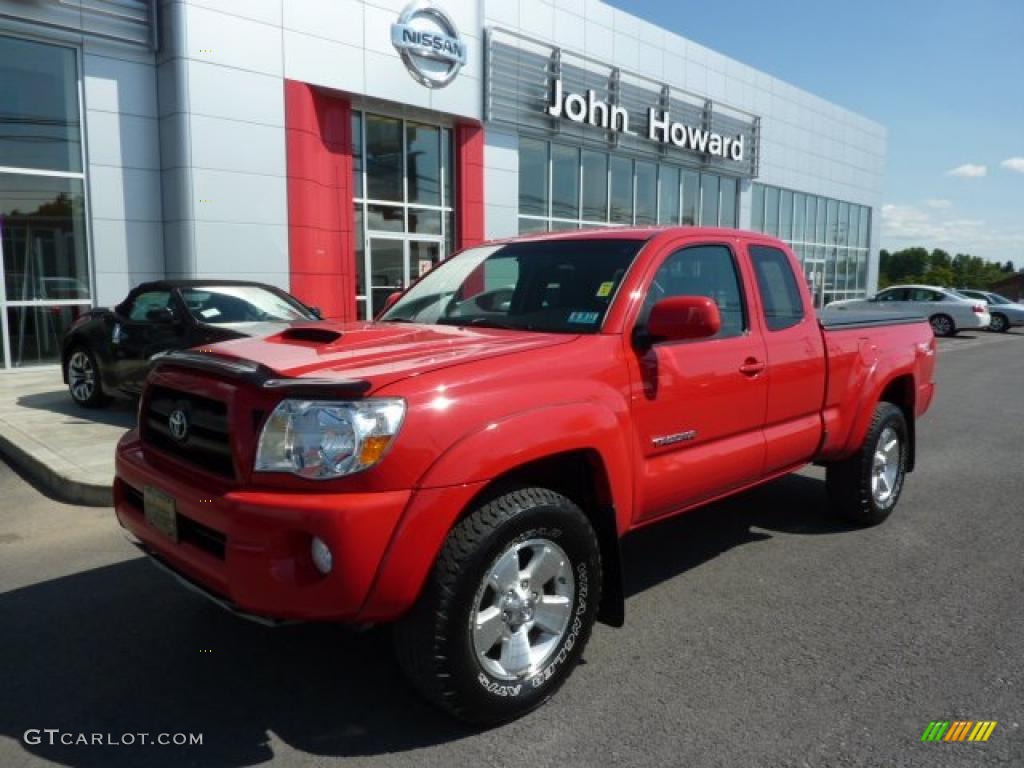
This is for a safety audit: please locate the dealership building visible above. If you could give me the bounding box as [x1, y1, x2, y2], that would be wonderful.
[0, 0, 886, 368]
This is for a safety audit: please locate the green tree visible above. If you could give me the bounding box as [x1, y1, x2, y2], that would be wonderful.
[877, 246, 1011, 290]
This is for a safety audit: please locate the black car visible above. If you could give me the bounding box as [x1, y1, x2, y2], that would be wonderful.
[61, 280, 322, 407]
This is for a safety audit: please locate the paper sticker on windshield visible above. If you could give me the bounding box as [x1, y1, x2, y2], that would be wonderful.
[200, 308, 221, 319]
[596, 281, 615, 298]
[568, 311, 600, 325]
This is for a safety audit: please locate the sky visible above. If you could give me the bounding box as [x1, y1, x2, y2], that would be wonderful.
[611, 0, 1024, 265]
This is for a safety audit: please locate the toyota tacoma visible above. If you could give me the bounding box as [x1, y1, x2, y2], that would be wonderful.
[115, 228, 937, 724]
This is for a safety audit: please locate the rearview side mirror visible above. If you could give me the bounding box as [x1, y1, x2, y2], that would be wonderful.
[381, 291, 402, 314]
[646, 296, 721, 343]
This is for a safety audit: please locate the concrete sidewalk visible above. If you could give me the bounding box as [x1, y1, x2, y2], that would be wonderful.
[0, 370, 133, 506]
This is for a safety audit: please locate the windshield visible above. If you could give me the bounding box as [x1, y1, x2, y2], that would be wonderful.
[180, 285, 315, 324]
[985, 292, 1011, 305]
[380, 239, 645, 333]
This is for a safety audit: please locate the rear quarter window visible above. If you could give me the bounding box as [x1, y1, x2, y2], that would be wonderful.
[749, 245, 806, 331]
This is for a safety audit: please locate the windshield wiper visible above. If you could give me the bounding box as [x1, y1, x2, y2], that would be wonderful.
[437, 317, 522, 330]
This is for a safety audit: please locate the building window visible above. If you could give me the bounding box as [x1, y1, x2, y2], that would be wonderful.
[518, 138, 741, 233]
[609, 156, 633, 224]
[751, 182, 872, 307]
[551, 144, 580, 220]
[352, 111, 454, 320]
[0, 35, 89, 369]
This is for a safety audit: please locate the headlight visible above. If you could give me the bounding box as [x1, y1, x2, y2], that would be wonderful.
[254, 398, 405, 479]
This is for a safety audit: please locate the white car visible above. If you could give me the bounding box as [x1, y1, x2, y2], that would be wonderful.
[957, 289, 1024, 333]
[824, 285, 990, 337]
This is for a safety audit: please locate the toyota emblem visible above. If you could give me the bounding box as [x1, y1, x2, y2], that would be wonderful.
[168, 408, 189, 442]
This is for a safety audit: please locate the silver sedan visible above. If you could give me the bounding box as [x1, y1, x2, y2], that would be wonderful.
[824, 285, 991, 337]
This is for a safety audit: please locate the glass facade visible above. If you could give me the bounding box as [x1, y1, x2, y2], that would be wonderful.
[518, 139, 740, 233]
[351, 111, 454, 319]
[751, 182, 871, 308]
[0, 35, 89, 368]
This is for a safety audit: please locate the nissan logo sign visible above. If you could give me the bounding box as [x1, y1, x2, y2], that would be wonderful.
[391, 1, 467, 89]
[168, 408, 189, 443]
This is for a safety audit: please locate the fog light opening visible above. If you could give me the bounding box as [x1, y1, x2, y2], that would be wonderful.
[311, 536, 333, 575]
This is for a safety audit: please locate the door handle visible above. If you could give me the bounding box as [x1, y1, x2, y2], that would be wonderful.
[739, 357, 766, 376]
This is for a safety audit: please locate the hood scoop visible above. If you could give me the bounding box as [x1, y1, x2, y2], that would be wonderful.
[279, 327, 343, 345]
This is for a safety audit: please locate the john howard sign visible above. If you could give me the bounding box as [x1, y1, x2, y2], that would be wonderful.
[547, 78, 745, 162]
[485, 30, 760, 176]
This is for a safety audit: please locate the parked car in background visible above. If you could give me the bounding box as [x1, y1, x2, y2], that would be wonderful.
[823, 285, 990, 337]
[956, 289, 1024, 333]
[61, 281, 322, 407]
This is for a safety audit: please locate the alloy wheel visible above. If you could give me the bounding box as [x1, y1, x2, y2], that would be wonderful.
[67, 351, 96, 403]
[471, 538, 575, 681]
[871, 426, 902, 507]
[930, 316, 952, 336]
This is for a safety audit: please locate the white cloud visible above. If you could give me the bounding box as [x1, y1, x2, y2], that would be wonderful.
[924, 199, 953, 209]
[946, 164, 987, 178]
[1001, 157, 1024, 174]
[881, 203, 1024, 260]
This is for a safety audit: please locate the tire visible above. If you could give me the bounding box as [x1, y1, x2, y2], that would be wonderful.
[393, 487, 602, 725]
[928, 313, 955, 337]
[65, 346, 109, 408]
[826, 402, 909, 526]
[989, 313, 1009, 333]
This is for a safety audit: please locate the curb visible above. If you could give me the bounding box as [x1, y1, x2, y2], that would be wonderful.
[0, 431, 112, 507]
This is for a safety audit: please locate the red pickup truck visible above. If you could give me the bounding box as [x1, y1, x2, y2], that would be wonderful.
[115, 228, 936, 723]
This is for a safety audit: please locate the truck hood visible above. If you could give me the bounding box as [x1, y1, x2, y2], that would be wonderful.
[207, 321, 579, 391]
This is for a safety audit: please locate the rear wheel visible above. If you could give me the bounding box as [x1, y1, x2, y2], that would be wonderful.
[929, 313, 955, 337]
[65, 347, 109, 408]
[826, 402, 909, 526]
[393, 487, 601, 724]
[989, 313, 1009, 333]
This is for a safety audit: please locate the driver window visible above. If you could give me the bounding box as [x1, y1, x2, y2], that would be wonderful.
[640, 244, 746, 339]
[876, 289, 906, 302]
[127, 291, 172, 321]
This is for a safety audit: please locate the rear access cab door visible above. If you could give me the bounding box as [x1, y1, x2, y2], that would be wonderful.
[742, 240, 826, 474]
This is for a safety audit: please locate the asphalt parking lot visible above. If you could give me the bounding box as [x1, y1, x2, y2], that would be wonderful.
[1, 330, 1021, 768]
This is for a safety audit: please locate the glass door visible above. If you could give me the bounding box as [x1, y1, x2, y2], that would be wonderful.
[365, 236, 443, 318]
[803, 258, 827, 309]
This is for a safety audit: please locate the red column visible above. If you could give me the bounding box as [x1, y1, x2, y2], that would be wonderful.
[456, 122, 485, 250]
[283, 80, 356, 321]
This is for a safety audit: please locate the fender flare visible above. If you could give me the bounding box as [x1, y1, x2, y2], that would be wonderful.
[358, 401, 633, 624]
[418, 400, 633, 519]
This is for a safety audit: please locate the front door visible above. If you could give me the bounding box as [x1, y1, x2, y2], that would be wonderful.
[365, 236, 443, 318]
[627, 241, 769, 522]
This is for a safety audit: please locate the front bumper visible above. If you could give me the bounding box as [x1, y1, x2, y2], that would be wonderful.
[115, 432, 411, 622]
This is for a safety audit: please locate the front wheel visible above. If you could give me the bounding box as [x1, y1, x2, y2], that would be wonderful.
[393, 487, 602, 724]
[989, 313, 1009, 333]
[826, 402, 909, 526]
[65, 347, 109, 408]
[929, 313, 955, 337]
